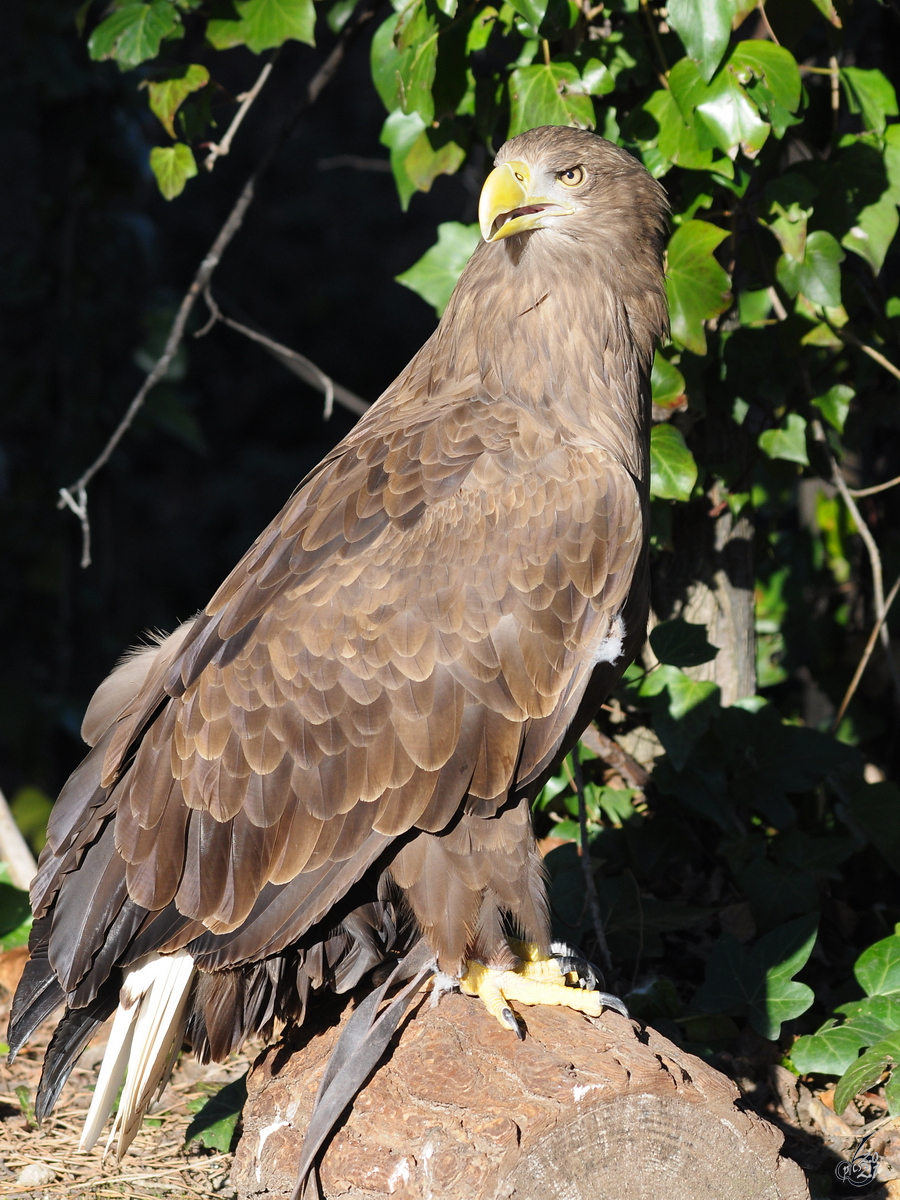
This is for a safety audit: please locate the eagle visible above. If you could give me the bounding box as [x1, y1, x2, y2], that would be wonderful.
[9, 125, 669, 1159]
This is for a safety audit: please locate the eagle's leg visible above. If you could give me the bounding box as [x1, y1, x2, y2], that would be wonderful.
[457, 940, 628, 1037]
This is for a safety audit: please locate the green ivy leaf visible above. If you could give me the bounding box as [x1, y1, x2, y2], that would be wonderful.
[147, 64, 210, 138]
[149, 143, 198, 200]
[834, 1034, 900, 1116]
[729, 41, 801, 114]
[507, 63, 595, 139]
[649, 424, 698, 501]
[207, 0, 315, 53]
[765, 200, 810, 264]
[841, 67, 899, 135]
[759, 413, 808, 466]
[641, 666, 720, 770]
[577, 58, 614, 97]
[506, 0, 548, 31]
[0, 881, 32, 950]
[665, 220, 732, 354]
[505, 0, 574, 37]
[855, 934, 900, 998]
[371, 15, 404, 110]
[811, 384, 853, 434]
[773, 829, 856, 878]
[8, 786, 52, 855]
[637, 88, 715, 173]
[651, 352, 686, 411]
[735, 859, 818, 932]
[695, 914, 818, 1040]
[388, 0, 440, 123]
[792, 1022, 870, 1075]
[669, 54, 769, 159]
[836, 996, 900, 1041]
[184, 1075, 247, 1152]
[776, 230, 844, 308]
[88, 2, 181, 67]
[327, 0, 357, 31]
[886, 1064, 900, 1117]
[886, 125, 900, 200]
[396, 222, 481, 316]
[404, 126, 467, 193]
[666, 672, 720, 721]
[380, 108, 427, 209]
[697, 71, 769, 158]
[845, 780, 900, 873]
[738, 287, 772, 325]
[650, 618, 718, 668]
[842, 192, 900, 273]
[717, 709, 856, 798]
[807, 0, 841, 27]
[666, 0, 737, 83]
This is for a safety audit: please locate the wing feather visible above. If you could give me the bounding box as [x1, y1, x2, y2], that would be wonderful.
[33, 390, 646, 1000]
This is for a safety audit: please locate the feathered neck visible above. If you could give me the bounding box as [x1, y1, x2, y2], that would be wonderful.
[383, 210, 667, 477]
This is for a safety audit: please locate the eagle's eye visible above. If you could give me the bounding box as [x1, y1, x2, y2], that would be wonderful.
[557, 166, 585, 187]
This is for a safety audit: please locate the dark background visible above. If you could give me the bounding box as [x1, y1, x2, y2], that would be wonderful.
[1, 1, 475, 801]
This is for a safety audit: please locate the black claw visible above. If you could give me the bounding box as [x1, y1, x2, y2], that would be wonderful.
[502, 1006, 524, 1039]
[596, 991, 630, 1019]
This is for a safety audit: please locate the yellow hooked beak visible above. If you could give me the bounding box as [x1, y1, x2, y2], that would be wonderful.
[478, 160, 574, 242]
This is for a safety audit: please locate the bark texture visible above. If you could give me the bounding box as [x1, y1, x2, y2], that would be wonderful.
[652, 504, 756, 705]
[231, 990, 809, 1200]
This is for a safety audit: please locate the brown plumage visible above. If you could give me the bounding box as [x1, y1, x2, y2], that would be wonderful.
[9, 126, 668, 1153]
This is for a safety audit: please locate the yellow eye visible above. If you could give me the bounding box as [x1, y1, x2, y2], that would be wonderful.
[557, 166, 585, 187]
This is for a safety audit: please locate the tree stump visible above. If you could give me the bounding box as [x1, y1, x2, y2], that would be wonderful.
[231, 989, 809, 1200]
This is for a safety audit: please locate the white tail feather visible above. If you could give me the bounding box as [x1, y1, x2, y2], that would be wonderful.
[80, 950, 195, 1158]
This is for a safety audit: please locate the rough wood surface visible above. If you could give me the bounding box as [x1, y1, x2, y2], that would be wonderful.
[231, 989, 809, 1200]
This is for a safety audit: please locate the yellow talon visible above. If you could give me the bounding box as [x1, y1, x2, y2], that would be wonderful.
[459, 944, 605, 1035]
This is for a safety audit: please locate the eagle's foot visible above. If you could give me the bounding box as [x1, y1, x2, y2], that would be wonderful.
[458, 941, 628, 1037]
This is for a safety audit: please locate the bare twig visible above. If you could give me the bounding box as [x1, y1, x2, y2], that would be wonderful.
[198, 286, 370, 418]
[826, 320, 900, 383]
[58, 485, 91, 569]
[57, 0, 383, 566]
[848, 472, 900, 498]
[580, 723, 651, 790]
[572, 746, 614, 983]
[812, 419, 900, 707]
[0, 783, 37, 890]
[767, 284, 789, 322]
[833, 570, 900, 730]
[204, 59, 276, 171]
[756, 1, 780, 44]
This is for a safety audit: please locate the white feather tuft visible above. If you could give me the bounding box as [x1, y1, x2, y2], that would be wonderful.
[80, 950, 195, 1158]
[591, 614, 625, 666]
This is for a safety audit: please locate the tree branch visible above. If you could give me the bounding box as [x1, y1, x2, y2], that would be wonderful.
[204, 58, 276, 171]
[833, 569, 900, 731]
[824, 318, 900, 384]
[812, 418, 900, 709]
[580, 722, 650, 790]
[756, 1, 780, 45]
[58, 0, 384, 567]
[848, 472, 900, 498]
[198, 286, 370, 418]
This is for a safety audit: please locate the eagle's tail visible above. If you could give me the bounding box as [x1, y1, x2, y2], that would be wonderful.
[80, 950, 195, 1158]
